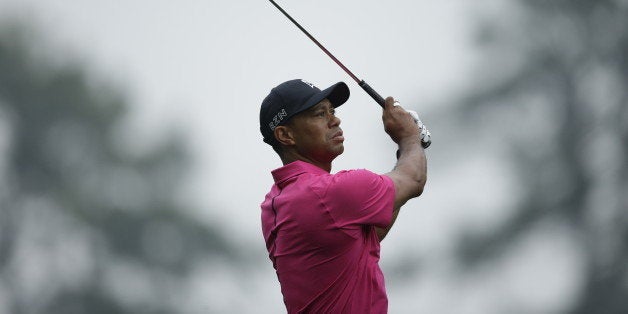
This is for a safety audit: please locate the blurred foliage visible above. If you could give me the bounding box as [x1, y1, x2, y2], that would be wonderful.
[448, 0, 627, 313]
[0, 21, 236, 313]
[2, 0, 627, 312]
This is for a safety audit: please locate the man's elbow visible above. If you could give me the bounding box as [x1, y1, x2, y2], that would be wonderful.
[414, 175, 427, 197]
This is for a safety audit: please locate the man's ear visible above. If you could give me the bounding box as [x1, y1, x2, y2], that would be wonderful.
[274, 125, 295, 146]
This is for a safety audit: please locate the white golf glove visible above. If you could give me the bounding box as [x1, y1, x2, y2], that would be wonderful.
[406, 109, 431, 148]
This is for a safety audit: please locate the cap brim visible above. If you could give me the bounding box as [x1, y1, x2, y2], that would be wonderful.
[321, 82, 350, 108]
[299, 82, 350, 115]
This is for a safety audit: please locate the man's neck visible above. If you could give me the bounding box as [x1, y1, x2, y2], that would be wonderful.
[281, 153, 332, 173]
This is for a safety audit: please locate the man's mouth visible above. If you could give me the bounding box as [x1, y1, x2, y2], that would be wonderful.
[331, 130, 344, 142]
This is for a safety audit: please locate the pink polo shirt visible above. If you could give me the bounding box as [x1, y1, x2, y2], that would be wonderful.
[261, 160, 395, 314]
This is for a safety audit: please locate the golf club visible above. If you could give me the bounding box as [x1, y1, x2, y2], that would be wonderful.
[267, 0, 431, 148]
[267, 0, 385, 106]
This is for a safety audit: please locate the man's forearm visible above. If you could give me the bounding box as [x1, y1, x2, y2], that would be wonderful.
[394, 137, 427, 198]
[378, 138, 427, 241]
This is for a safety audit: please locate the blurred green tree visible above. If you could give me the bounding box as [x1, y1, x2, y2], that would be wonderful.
[448, 0, 627, 313]
[0, 21, 235, 314]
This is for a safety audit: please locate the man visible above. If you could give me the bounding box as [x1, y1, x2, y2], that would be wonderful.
[259, 79, 428, 313]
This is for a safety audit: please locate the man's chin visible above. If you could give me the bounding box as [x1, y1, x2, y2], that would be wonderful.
[332, 145, 344, 158]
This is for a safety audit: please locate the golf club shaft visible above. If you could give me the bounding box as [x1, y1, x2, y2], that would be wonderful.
[268, 0, 386, 107]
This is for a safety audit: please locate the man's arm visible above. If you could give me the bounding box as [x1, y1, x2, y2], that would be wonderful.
[376, 97, 427, 241]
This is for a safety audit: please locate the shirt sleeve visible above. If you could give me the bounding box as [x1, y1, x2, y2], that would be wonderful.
[323, 169, 395, 228]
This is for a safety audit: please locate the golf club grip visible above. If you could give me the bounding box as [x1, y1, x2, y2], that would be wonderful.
[359, 80, 385, 107]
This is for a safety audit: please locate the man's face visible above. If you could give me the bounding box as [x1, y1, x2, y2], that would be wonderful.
[286, 99, 344, 163]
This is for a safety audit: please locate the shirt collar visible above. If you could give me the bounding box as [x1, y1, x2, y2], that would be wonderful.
[271, 160, 329, 186]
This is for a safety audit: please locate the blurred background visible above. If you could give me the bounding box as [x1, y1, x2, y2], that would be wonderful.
[0, 0, 626, 313]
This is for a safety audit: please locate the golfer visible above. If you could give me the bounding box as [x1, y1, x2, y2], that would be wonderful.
[260, 79, 427, 313]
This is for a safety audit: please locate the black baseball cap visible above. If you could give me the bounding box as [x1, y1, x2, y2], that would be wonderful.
[260, 79, 350, 145]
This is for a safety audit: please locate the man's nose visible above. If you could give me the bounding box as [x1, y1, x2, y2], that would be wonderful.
[329, 114, 341, 127]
